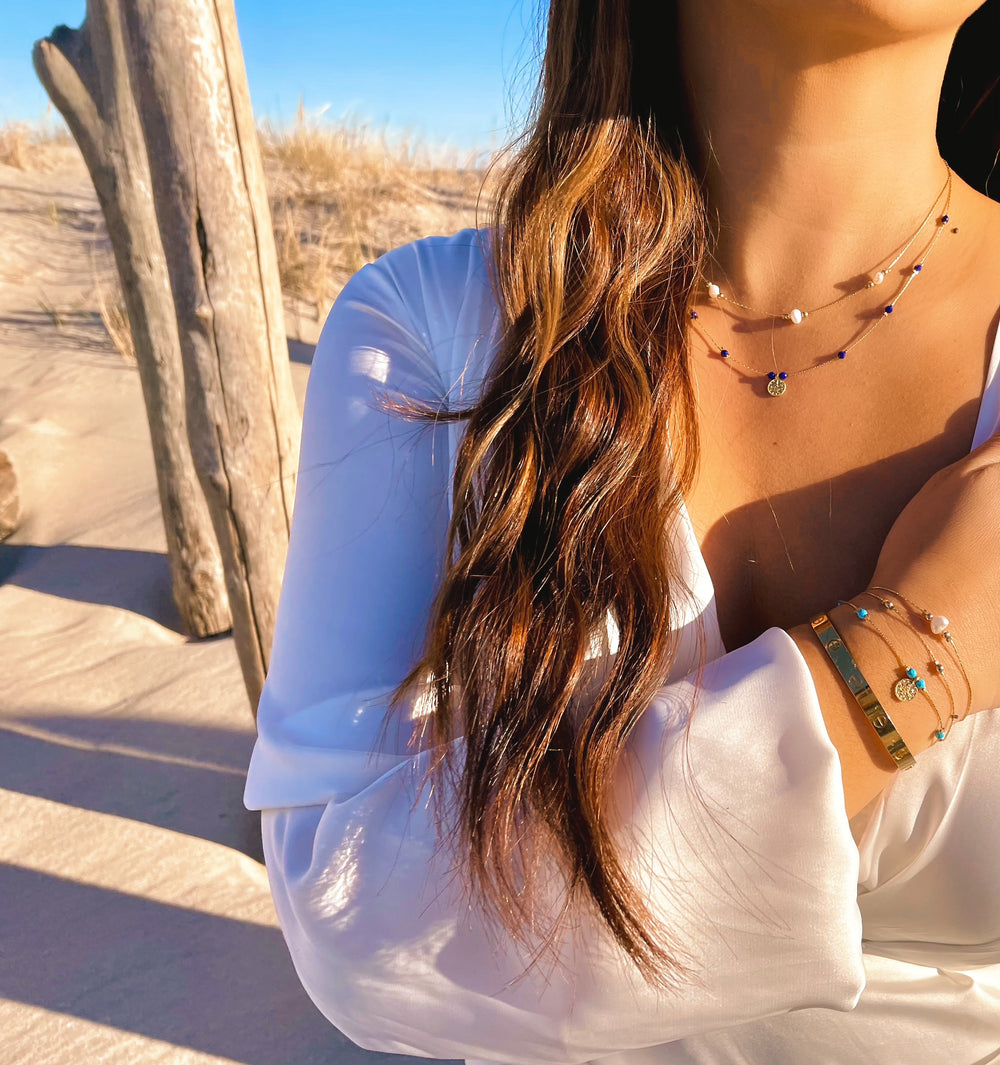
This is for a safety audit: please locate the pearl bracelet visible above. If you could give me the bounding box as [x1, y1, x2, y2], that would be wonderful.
[841, 599, 953, 742]
[867, 587, 973, 725]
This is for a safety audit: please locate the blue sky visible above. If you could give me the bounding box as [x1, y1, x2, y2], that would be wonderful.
[0, 1, 545, 153]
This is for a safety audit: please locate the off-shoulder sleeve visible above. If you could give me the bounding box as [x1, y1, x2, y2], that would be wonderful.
[244, 233, 866, 1065]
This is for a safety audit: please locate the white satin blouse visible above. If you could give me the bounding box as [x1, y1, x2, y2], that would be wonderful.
[244, 229, 1000, 1065]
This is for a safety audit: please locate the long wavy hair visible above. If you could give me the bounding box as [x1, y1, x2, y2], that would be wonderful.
[385, 0, 999, 989]
[383, 0, 705, 987]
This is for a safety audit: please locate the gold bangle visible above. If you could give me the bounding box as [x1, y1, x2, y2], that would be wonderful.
[810, 612, 916, 771]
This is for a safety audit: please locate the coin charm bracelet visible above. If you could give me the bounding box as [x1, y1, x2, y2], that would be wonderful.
[810, 584, 973, 769]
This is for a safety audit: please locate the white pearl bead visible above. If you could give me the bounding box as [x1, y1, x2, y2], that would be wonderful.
[871, 271, 885, 285]
[929, 615, 950, 635]
[789, 308, 803, 324]
[708, 283, 721, 298]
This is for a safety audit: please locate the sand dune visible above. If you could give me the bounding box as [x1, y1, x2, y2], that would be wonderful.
[0, 155, 457, 1064]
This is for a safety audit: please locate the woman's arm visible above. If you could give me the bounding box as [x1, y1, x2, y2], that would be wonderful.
[792, 417, 1000, 821]
[788, 611, 934, 819]
[247, 239, 870, 1063]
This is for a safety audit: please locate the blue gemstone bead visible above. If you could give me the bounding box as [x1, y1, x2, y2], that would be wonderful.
[941, 214, 949, 223]
[936, 730, 946, 740]
[885, 305, 894, 314]
[916, 678, 926, 690]
[906, 667, 917, 678]
[837, 350, 847, 359]
[778, 371, 787, 380]
[720, 348, 730, 358]
[913, 264, 922, 272]
[857, 608, 868, 619]
[767, 371, 776, 379]
[690, 311, 698, 319]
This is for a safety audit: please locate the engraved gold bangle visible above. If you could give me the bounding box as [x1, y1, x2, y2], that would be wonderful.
[810, 612, 917, 771]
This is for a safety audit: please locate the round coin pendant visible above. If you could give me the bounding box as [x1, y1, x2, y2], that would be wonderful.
[894, 676, 919, 701]
[767, 376, 787, 397]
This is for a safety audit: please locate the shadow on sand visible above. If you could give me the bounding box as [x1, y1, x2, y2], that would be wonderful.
[0, 715, 460, 1065]
[0, 716, 260, 859]
[288, 338, 317, 365]
[0, 543, 188, 633]
[0, 863, 440, 1065]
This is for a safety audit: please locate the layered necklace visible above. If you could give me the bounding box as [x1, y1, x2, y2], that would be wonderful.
[689, 164, 956, 397]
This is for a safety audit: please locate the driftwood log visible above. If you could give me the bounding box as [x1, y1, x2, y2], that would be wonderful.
[33, 2, 232, 637]
[122, 0, 302, 710]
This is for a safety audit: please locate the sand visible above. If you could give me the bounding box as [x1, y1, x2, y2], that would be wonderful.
[0, 156, 457, 1064]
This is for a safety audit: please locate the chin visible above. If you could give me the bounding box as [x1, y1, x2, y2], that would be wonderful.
[750, 0, 986, 42]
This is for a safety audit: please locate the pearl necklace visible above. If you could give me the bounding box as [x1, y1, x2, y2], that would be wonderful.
[690, 166, 955, 397]
[702, 165, 953, 325]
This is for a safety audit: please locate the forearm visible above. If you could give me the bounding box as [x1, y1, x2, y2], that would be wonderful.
[788, 600, 939, 821]
[256, 625, 868, 1061]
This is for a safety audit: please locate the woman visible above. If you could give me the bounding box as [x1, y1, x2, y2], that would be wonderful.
[245, 1, 1000, 1062]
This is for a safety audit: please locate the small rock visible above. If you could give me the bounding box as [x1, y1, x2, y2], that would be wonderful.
[0, 450, 20, 541]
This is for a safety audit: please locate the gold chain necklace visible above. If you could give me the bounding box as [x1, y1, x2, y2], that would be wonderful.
[701, 166, 953, 325]
[689, 166, 955, 397]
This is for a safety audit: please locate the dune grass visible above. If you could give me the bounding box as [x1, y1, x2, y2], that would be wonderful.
[0, 121, 75, 171]
[1, 111, 502, 350]
[259, 106, 500, 320]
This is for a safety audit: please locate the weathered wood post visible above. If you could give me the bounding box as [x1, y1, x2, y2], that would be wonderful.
[33, 3, 232, 637]
[121, 0, 302, 710]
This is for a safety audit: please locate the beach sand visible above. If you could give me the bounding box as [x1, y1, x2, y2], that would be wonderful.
[0, 155, 458, 1065]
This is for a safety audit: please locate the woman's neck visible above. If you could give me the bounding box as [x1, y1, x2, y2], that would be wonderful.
[675, 0, 966, 308]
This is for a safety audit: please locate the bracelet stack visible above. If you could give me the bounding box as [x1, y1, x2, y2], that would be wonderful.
[810, 586, 971, 770]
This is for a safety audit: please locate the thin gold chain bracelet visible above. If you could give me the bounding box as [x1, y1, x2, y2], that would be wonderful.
[867, 586, 973, 724]
[841, 599, 953, 742]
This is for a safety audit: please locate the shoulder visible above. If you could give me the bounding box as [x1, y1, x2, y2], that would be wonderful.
[371, 226, 497, 287]
[331, 227, 501, 405]
[344, 227, 498, 336]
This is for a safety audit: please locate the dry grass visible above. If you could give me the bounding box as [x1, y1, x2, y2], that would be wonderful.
[0, 123, 30, 170]
[95, 278, 137, 364]
[4, 111, 505, 347]
[0, 121, 78, 171]
[260, 106, 501, 323]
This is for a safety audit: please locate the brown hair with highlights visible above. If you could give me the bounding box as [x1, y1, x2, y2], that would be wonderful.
[384, 0, 708, 987]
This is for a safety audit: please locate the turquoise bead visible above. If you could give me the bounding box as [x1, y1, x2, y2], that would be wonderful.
[906, 667, 918, 678]
[857, 608, 868, 619]
[916, 678, 926, 690]
[936, 730, 946, 740]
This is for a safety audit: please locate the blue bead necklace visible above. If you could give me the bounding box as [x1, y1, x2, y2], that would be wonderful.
[690, 165, 956, 397]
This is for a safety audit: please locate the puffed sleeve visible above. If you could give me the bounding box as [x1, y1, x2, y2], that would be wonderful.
[244, 232, 866, 1065]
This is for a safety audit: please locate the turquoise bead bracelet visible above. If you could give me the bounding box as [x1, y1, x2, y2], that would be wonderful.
[842, 600, 950, 742]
